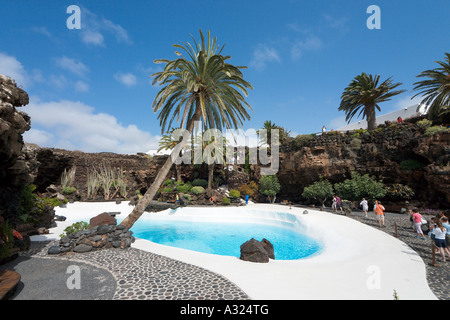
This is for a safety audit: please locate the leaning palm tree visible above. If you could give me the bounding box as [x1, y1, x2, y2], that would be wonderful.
[412, 53, 450, 120]
[339, 73, 405, 131]
[120, 30, 253, 229]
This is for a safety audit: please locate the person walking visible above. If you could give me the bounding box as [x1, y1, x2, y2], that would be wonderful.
[430, 220, 450, 262]
[410, 208, 426, 240]
[336, 195, 343, 213]
[441, 217, 450, 245]
[375, 200, 385, 227]
[332, 196, 337, 213]
[360, 198, 369, 218]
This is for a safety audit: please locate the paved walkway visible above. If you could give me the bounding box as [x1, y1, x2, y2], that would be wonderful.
[3, 241, 249, 300]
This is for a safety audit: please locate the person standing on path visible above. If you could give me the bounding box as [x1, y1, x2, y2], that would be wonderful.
[429, 220, 450, 262]
[375, 200, 385, 227]
[411, 208, 426, 240]
[360, 198, 369, 218]
[332, 196, 337, 213]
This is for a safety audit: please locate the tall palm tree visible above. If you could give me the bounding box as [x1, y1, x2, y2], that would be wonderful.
[339, 73, 405, 131]
[120, 30, 253, 229]
[412, 53, 450, 120]
[157, 127, 184, 182]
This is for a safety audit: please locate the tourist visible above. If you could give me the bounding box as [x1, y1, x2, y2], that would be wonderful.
[322, 125, 327, 135]
[438, 211, 446, 223]
[375, 200, 385, 227]
[332, 196, 337, 213]
[360, 198, 369, 218]
[336, 195, 343, 213]
[442, 217, 450, 245]
[397, 116, 403, 124]
[411, 208, 426, 240]
[429, 221, 450, 262]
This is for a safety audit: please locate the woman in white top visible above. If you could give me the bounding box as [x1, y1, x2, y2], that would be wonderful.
[430, 221, 450, 262]
[360, 198, 369, 218]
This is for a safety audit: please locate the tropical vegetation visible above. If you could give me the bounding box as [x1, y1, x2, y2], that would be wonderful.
[339, 73, 405, 131]
[120, 30, 253, 229]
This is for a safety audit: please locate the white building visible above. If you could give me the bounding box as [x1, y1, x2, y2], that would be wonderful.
[336, 104, 429, 131]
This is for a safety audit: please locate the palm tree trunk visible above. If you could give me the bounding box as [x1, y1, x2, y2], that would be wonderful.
[366, 104, 377, 131]
[207, 163, 214, 194]
[176, 164, 182, 182]
[120, 106, 202, 229]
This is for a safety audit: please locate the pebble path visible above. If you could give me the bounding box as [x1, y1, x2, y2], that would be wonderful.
[20, 241, 250, 300]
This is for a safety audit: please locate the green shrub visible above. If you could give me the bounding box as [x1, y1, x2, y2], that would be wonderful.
[334, 171, 386, 202]
[222, 197, 231, 205]
[416, 118, 433, 129]
[424, 126, 450, 137]
[60, 221, 90, 239]
[192, 179, 208, 188]
[302, 178, 334, 207]
[0, 221, 14, 259]
[62, 186, 77, 195]
[293, 134, 315, 148]
[385, 184, 415, 200]
[175, 183, 192, 193]
[228, 189, 240, 199]
[190, 186, 205, 195]
[258, 175, 281, 203]
[164, 179, 174, 186]
[18, 184, 37, 216]
[400, 159, 426, 170]
[162, 187, 173, 193]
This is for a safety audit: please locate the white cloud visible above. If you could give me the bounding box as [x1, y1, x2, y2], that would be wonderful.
[250, 45, 281, 71]
[23, 100, 161, 154]
[291, 36, 323, 60]
[0, 52, 28, 87]
[81, 29, 105, 46]
[31, 26, 52, 38]
[75, 80, 89, 93]
[114, 72, 137, 87]
[80, 8, 132, 46]
[55, 56, 89, 76]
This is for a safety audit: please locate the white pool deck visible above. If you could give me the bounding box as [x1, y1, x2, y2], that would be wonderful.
[33, 201, 438, 300]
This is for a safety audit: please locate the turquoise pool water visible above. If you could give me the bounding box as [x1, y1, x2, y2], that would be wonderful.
[130, 219, 323, 260]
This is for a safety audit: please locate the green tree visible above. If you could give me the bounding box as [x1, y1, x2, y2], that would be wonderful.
[258, 175, 281, 203]
[412, 53, 450, 120]
[339, 73, 405, 131]
[120, 30, 253, 229]
[158, 127, 184, 182]
[301, 178, 334, 208]
[257, 120, 291, 148]
[334, 171, 386, 202]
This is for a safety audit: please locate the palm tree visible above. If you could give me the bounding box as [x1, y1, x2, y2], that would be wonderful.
[412, 53, 450, 120]
[119, 30, 253, 229]
[339, 73, 405, 131]
[157, 127, 184, 182]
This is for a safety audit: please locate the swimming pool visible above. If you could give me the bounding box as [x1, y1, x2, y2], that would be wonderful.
[125, 207, 324, 260]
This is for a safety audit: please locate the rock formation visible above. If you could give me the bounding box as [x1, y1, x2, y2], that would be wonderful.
[0, 75, 36, 221]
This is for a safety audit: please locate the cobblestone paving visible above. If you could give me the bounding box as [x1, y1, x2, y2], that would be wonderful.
[21, 241, 249, 300]
[341, 209, 450, 300]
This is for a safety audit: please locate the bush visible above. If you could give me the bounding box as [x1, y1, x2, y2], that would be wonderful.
[228, 189, 240, 199]
[60, 221, 90, 239]
[0, 221, 14, 259]
[416, 118, 433, 129]
[175, 183, 192, 193]
[334, 171, 386, 202]
[222, 197, 231, 205]
[258, 175, 281, 203]
[302, 178, 334, 207]
[385, 184, 415, 200]
[424, 126, 450, 137]
[293, 134, 315, 148]
[190, 186, 205, 195]
[62, 186, 77, 195]
[192, 179, 208, 188]
[162, 188, 173, 193]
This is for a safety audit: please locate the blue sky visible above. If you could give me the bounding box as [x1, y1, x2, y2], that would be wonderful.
[1, 0, 449, 153]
